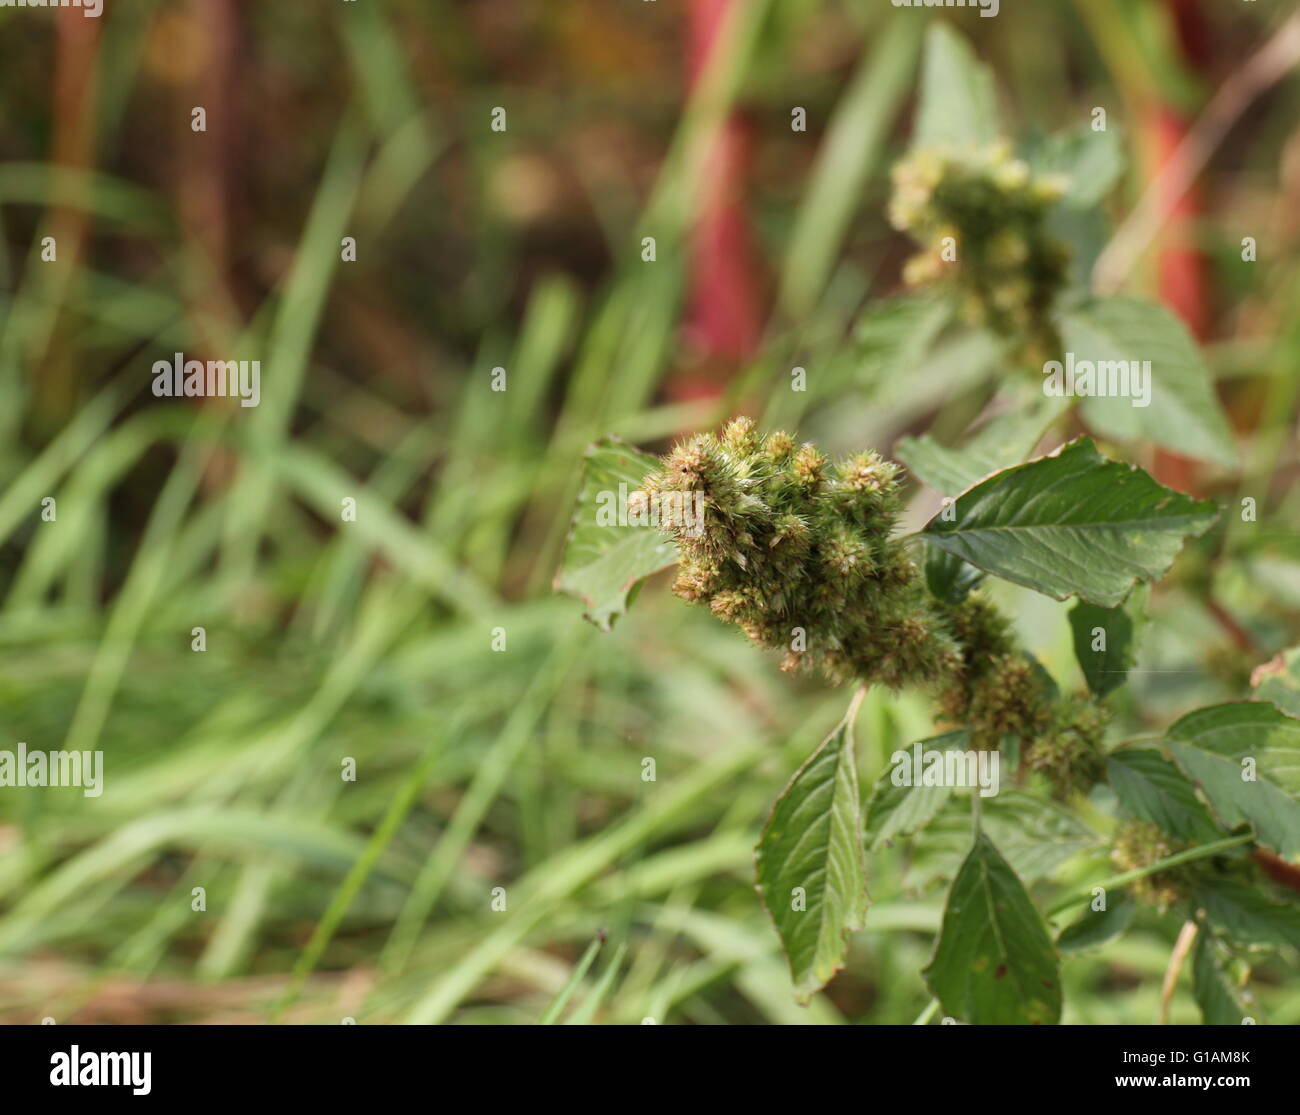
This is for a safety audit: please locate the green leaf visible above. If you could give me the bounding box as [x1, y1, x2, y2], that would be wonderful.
[898, 441, 981, 501]
[1024, 652, 1062, 705]
[1106, 747, 1222, 844]
[755, 712, 869, 1003]
[865, 730, 969, 849]
[1167, 702, 1300, 859]
[855, 293, 951, 386]
[1195, 877, 1300, 951]
[911, 792, 1099, 889]
[1069, 590, 1144, 698]
[1048, 204, 1108, 297]
[1060, 296, 1236, 466]
[924, 544, 985, 605]
[890, 438, 973, 502]
[1252, 646, 1300, 717]
[898, 393, 1068, 498]
[1056, 889, 1135, 953]
[914, 25, 1000, 150]
[923, 831, 1062, 1025]
[903, 397, 1068, 605]
[553, 437, 678, 632]
[978, 794, 1097, 881]
[920, 437, 1218, 607]
[1192, 931, 1252, 1025]
[1029, 123, 1123, 209]
[538, 935, 603, 1024]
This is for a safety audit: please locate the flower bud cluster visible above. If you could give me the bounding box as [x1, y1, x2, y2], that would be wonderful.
[639, 421, 1109, 799]
[889, 140, 1070, 367]
[1111, 820, 1187, 910]
[639, 418, 959, 689]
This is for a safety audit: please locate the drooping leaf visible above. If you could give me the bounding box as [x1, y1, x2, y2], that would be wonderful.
[897, 440, 980, 502]
[1048, 203, 1109, 297]
[1069, 588, 1145, 698]
[867, 330, 1005, 429]
[914, 24, 1000, 150]
[1167, 702, 1300, 859]
[855, 293, 951, 386]
[865, 730, 969, 849]
[553, 438, 678, 632]
[1195, 877, 1300, 951]
[1056, 889, 1136, 953]
[924, 544, 985, 605]
[1252, 646, 1300, 717]
[923, 831, 1062, 1025]
[1028, 123, 1123, 209]
[1106, 747, 1222, 844]
[897, 394, 1067, 498]
[911, 792, 1099, 889]
[920, 437, 1218, 607]
[977, 794, 1097, 881]
[755, 715, 869, 1003]
[1192, 930, 1252, 1025]
[1060, 296, 1236, 467]
[1024, 652, 1062, 705]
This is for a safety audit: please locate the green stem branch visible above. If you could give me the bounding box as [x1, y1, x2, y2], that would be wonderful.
[1047, 833, 1253, 919]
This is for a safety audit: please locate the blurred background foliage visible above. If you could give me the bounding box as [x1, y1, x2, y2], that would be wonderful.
[0, 0, 1297, 1024]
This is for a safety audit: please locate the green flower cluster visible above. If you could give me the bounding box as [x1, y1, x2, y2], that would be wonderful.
[637, 419, 1107, 798]
[888, 140, 1070, 367]
[1110, 820, 1187, 910]
[637, 417, 957, 690]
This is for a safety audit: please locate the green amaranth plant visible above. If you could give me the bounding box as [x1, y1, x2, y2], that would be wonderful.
[636, 416, 1102, 796]
[556, 25, 1300, 1025]
[560, 423, 1300, 1023]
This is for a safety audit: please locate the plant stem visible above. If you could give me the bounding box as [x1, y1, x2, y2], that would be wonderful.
[912, 997, 940, 1026]
[844, 682, 869, 726]
[1046, 833, 1253, 918]
[1157, 921, 1198, 1025]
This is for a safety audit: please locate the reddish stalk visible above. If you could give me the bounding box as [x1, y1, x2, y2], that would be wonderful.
[673, 0, 764, 402]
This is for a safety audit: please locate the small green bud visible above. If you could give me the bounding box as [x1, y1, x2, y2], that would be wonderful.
[1111, 820, 1186, 911]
